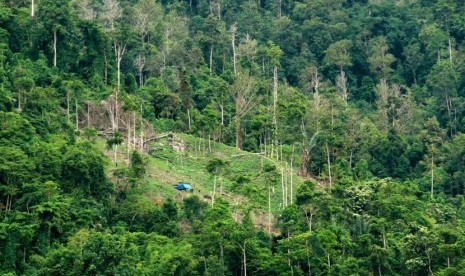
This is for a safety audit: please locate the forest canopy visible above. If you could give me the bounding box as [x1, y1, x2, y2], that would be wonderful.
[1, 0, 465, 275]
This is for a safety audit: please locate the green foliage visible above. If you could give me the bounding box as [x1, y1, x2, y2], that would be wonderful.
[1, 0, 465, 274]
[62, 141, 112, 199]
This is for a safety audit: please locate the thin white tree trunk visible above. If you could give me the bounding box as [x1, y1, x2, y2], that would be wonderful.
[75, 98, 79, 130]
[53, 29, 57, 67]
[326, 142, 332, 189]
[431, 155, 434, 200]
[268, 186, 272, 235]
[231, 24, 237, 75]
[290, 145, 294, 204]
[66, 90, 70, 122]
[133, 112, 136, 150]
[127, 119, 130, 166]
[31, 0, 35, 17]
[449, 37, 453, 63]
[209, 45, 214, 76]
[281, 168, 285, 208]
[273, 66, 278, 160]
[18, 90, 22, 111]
[285, 163, 288, 206]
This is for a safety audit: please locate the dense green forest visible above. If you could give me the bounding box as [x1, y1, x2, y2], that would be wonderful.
[1, 0, 465, 275]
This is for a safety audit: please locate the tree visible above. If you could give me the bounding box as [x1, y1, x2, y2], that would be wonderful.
[61, 141, 112, 200]
[206, 158, 229, 206]
[36, 0, 74, 68]
[324, 39, 352, 104]
[368, 36, 395, 80]
[0, 146, 34, 211]
[99, 0, 126, 131]
[426, 60, 459, 136]
[420, 117, 446, 199]
[266, 42, 283, 158]
[229, 71, 260, 150]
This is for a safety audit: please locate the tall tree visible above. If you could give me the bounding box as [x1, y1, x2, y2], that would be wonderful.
[229, 71, 260, 150]
[324, 39, 352, 104]
[37, 0, 73, 68]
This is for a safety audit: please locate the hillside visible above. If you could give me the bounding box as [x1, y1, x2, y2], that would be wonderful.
[106, 133, 305, 227]
[2, 0, 465, 275]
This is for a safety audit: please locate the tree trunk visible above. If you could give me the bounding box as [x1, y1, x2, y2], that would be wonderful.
[273, 66, 278, 160]
[306, 239, 312, 276]
[66, 90, 70, 122]
[104, 51, 108, 85]
[210, 45, 214, 76]
[449, 37, 453, 63]
[18, 90, 22, 111]
[326, 142, 332, 189]
[127, 119, 131, 166]
[431, 154, 434, 200]
[31, 0, 34, 17]
[290, 145, 294, 204]
[235, 112, 242, 150]
[220, 103, 224, 142]
[268, 186, 272, 235]
[281, 168, 285, 208]
[231, 25, 237, 75]
[53, 29, 57, 67]
[75, 98, 79, 130]
[242, 241, 247, 276]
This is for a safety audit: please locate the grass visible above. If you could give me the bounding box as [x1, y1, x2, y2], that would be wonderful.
[100, 133, 306, 222]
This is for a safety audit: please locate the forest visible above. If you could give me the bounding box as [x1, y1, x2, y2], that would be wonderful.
[1, 0, 465, 275]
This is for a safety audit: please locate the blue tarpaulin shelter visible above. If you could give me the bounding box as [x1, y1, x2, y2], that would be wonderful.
[174, 183, 192, 191]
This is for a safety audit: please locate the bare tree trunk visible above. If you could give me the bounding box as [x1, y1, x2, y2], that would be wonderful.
[290, 145, 294, 204]
[231, 24, 237, 75]
[235, 112, 242, 150]
[431, 154, 434, 200]
[127, 119, 130, 166]
[133, 112, 136, 150]
[18, 90, 22, 111]
[281, 168, 285, 208]
[53, 29, 57, 67]
[75, 98, 79, 130]
[104, 52, 108, 85]
[268, 186, 272, 235]
[220, 103, 224, 142]
[273, 66, 278, 160]
[115, 42, 127, 131]
[31, 0, 35, 17]
[449, 37, 453, 63]
[326, 142, 332, 189]
[140, 104, 144, 152]
[66, 90, 70, 122]
[285, 163, 288, 206]
[210, 45, 214, 76]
